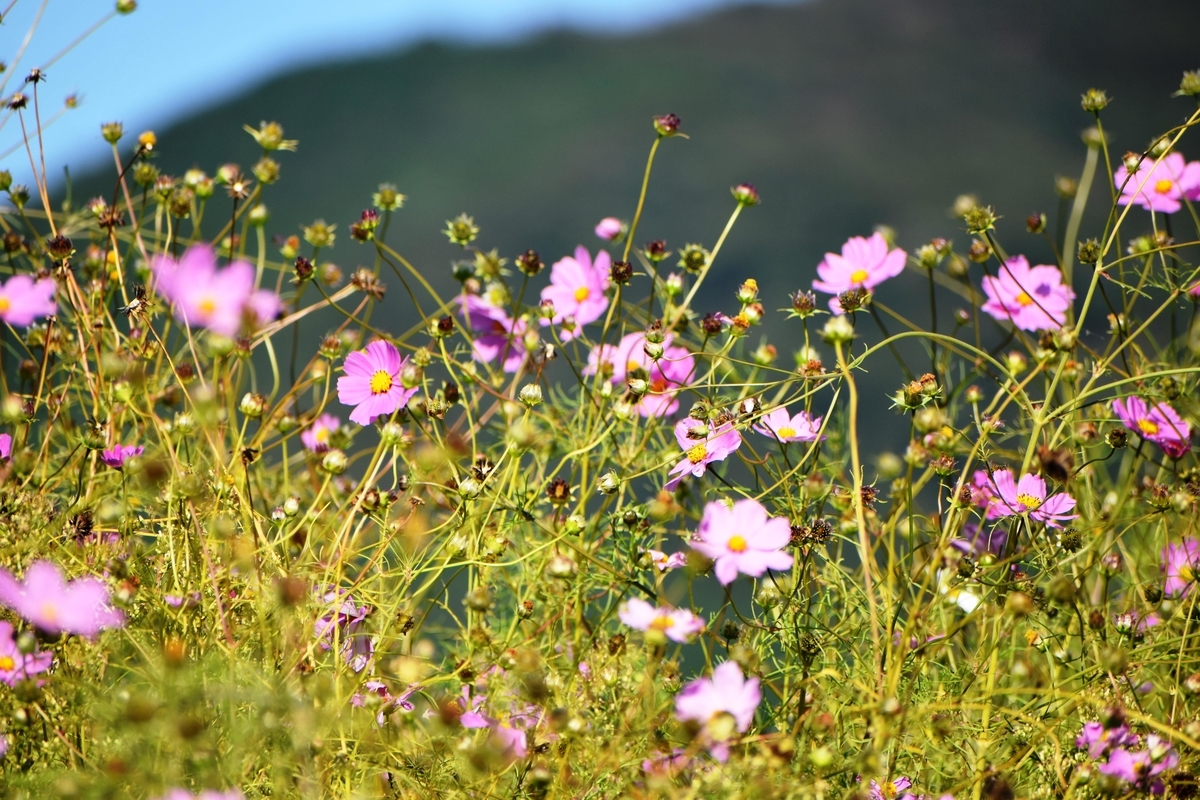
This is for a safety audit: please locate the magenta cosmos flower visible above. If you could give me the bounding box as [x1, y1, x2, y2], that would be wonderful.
[300, 413, 340, 452]
[0, 274, 56, 327]
[752, 407, 823, 443]
[0, 561, 124, 637]
[151, 244, 282, 337]
[663, 418, 742, 491]
[1112, 396, 1191, 459]
[0, 620, 53, 686]
[618, 597, 704, 643]
[986, 469, 1078, 528]
[337, 340, 418, 426]
[1114, 152, 1200, 214]
[641, 547, 687, 571]
[675, 661, 761, 761]
[539, 246, 610, 340]
[0, 433, 10, 461]
[868, 777, 918, 800]
[812, 232, 907, 314]
[457, 293, 528, 373]
[691, 498, 794, 584]
[594, 217, 622, 241]
[586, 332, 696, 418]
[981, 255, 1074, 332]
[1162, 538, 1199, 598]
[100, 443, 143, 469]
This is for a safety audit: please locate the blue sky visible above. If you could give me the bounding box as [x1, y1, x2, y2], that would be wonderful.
[0, 0, 794, 181]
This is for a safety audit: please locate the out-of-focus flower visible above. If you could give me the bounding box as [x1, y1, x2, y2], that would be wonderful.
[691, 497, 793, 584]
[1076, 721, 1140, 760]
[0, 621, 52, 686]
[0, 561, 124, 637]
[641, 548, 687, 572]
[100, 443, 143, 470]
[1114, 152, 1200, 214]
[617, 598, 704, 643]
[300, 413, 340, 453]
[151, 244, 281, 336]
[0, 433, 11, 461]
[1162, 538, 1199, 598]
[0, 274, 56, 327]
[674, 661, 760, 761]
[585, 332, 695, 418]
[812, 233, 907, 314]
[457, 293, 528, 373]
[950, 521, 1007, 561]
[351, 680, 419, 725]
[1112, 396, 1191, 459]
[985, 469, 1078, 528]
[1097, 736, 1178, 791]
[752, 407, 824, 443]
[663, 419, 741, 492]
[981, 256, 1074, 331]
[314, 588, 373, 672]
[594, 217, 623, 241]
[539, 246, 610, 340]
[336, 340, 418, 426]
[868, 776, 918, 800]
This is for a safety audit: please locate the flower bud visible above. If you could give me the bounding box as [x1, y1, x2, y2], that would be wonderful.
[465, 586, 492, 612]
[967, 239, 991, 263]
[546, 554, 577, 578]
[1055, 175, 1078, 199]
[790, 290, 817, 316]
[372, 183, 405, 211]
[1178, 70, 1200, 97]
[239, 392, 267, 419]
[736, 279, 758, 303]
[248, 204, 269, 227]
[731, 183, 759, 206]
[820, 315, 855, 344]
[1080, 88, 1109, 113]
[594, 217, 623, 242]
[516, 249, 543, 276]
[1077, 238, 1101, 265]
[645, 240, 669, 262]
[678, 244, 709, 273]
[1026, 213, 1046, 234]
[1106, 427, 1128, 450]
[963, 205, 996, 234]
[643, 340, 664, 360]
[518, 384, 543, 407]
[400, 363, 422, 390]
[282, 496, 301, 517]
[610, 260, 633, 285]
[1003, 351, 1027, 375]
[652, 113, 681, 136]
[564, 515, 585, 536]
[116, 0, 136, 13]
[443, 213, 478, 246]
[321, 449, 348, 475]
[597, 471, 620, 495]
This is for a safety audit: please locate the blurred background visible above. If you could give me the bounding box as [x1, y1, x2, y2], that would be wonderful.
[5, 0, 1200, 454]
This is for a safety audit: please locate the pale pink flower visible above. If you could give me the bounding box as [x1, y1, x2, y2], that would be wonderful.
[457, 294, 527, 373]
[663, 419, 742, 491]
[314, 588, 373, 672]
[981, 255, 1074, 332]
[539, 246, 610, 339]
[691, 497, 794, 584]
[1162, 538, 1199, 598]
[618, 598, 704, 643]
[1114, 152, 1200, 214]
[987, 469, 1078, 528]
[151, 244, 282, 337]
[1112, 396, 1191, 459]
[0, 274, 56, 327]
[0, 433, 10, 461]
[0, 620, 53, 686]
[812, 233, 907, 313]
[100, 443, 143, 469]
[674, 661, 761, 761]
[594, 217, 622, 241]
[300, 413, 340, 452]
[752, 407, 823, 443]
[586, 332, 696, 417]
[0, 561, 124, 637]
[336, 340, 418, 426]
[641, 547, 687, 571]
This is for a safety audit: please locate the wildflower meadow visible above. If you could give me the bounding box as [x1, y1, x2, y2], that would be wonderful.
[1, 4, 1200, 799]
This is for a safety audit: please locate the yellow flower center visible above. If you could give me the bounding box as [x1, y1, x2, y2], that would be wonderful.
[1180, 563, 1195, 582]
[573, 286, 591, 302]
[727, 534, 748, 553]
[882, 783, 899, 800]
[369, 369, 393, 394]
[1137, 419, 1159, 436]
[198, 297, 217, 316]
[0, 296, 9, 314]
[1155, 178, 1174, 194]
[850, 269, 869, 284]
[686, 443, 708, 464]
[777, 426, 796, 439]
[315, 428, 330, 444]
[649, 615, 675, 630]
[627, 359, 641, 373]
[1016, 493, 1041, 510]
[1016, 292, 1033, 306]
[0, 656, 14, 671]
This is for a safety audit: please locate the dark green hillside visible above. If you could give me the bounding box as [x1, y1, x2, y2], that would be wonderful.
[73, 0, 1200, 449]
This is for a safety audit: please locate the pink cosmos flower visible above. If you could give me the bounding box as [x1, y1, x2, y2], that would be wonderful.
[1112, 396, 1191, 459]
[458, 689, 547, 760]
[0, 274, 57, 327]
[0, 561, 124, 637]
[337, 340, 418, 426]
[539, 246, 610, 339]
[594, 217, 622, 241]
[617, 597, 704, 643]
[0, 620, 53, 686]
[752, 407, 824, 443]
[868, 777, 918, 800]
[663, 418, 742, 491]
[1098, 736, 1179, 790]
[970, 469, 1002, 518]
[100, 443, 143, 470]
[674, 661, 761, 762]
[586, 332, 696, 418]
[986, 469, 1078, 528]
[1162, 538, 1199, 598]
[314, 588, 374, 672]
[300, 413, 340, 452]
[458, 294, 528, 373]
[691, 498, 794, 584]
[0, 433, 10, 461]
[981, 255, 1074, 332]
[352, 680, 419, 725]
[812, 233, 907, 314]
[1114, 152, 1200, 214]
[151, 244, 282, 337]
[641, 547, 687, 572]
[1077, 721, 1140, 760]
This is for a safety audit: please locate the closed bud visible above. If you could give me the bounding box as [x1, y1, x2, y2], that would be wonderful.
[791, 290, 817, 316]
[597, 471, 620, 495]
[820, 315, 855, 344]
[732, 183, 759, 206]
[516, 249, 543, 276]
[610, 260, 633, 284]
[1055, 175, 1078, 199]
[239, 392, 267, 418]
[643, 340, 664, 360]
[321, 449, 348, 475]
[116, 0, 136, 13]
[663, 272, 683, 297]
[1077, 238, 1101, 265]
[546, 553, 577, 578]
[967, 239, 991, 262]
[247, 204, 269, 227]
[1178, 70, 1200, 97]
[1106, 427, 1128, 449]
[736, 279, 758, 303]
[465, 586, 492, 612]
[1026, 213, 1046, 234]
[518, 384, 543, 407]
[400, 363, 422, 390]
[653, 113, 681, 136]
[645, 240, 669, 262]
